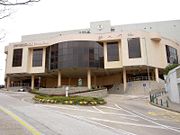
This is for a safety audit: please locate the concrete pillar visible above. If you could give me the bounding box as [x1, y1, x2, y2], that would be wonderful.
[155, 68, 159, 83]
[103, 42, 107, 66]
[7, 76, 10, 89]
[87, 69, 91, 89]
[123, 68, 127, 92]
[57, 70, 61, 87]
[31, 75, 35, 90]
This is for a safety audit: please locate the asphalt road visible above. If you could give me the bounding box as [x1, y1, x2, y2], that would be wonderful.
[0, 91, 180, 135]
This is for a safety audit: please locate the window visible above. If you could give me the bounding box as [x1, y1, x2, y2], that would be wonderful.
[12, 49, 23, 67]
[46, 41, 104, 70]
[128, 38, 141, 58]
[166, 45, 178, 64]
[32, 49, 43, 67]
[107, 42, 119, 61]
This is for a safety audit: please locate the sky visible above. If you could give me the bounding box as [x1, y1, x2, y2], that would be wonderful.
[0, 0, 180, 84]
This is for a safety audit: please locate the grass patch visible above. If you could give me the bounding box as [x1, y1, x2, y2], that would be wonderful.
[33, 94, 106, 106]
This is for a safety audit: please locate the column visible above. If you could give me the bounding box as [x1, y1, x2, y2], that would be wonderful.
[103, 42, 107, 67]
[87, 69, 91, 89]
[123, 68, 127, 92]
[7, 76, 10, 89]
[57, 70, 61, 87]
[155, 68, 159, 83]
[31, 75, 35, 90]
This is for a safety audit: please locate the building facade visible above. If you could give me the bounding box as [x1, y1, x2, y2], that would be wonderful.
[4, 20, 180, 92]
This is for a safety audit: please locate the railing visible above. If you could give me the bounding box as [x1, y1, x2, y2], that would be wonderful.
[10, 83, 30, 87]
[149, 89, 169, 107]
[127, 76, 153, 82]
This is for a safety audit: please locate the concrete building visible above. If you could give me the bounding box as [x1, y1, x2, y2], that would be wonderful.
[4, 20, 180, 93]
[165, 66, 180, 104]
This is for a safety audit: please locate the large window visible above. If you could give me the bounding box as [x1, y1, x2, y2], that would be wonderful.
[166, 45, 178, 64]
[128, 38, 141, 58]
[12, 49, 23, 67]
[32, 49, 43, 67]
[46, 41, 104, 70]
[107, 42, 119, 61]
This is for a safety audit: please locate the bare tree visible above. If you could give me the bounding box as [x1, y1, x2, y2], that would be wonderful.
[0, 0, 40, 6]
[0, 0, 40, 39]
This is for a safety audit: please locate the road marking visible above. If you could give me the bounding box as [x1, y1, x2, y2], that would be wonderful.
[92, 106, 104, 113]
[115, 104, 180, 133]
[0, 105, 41, 135]
[115, 104, 136, 116]
[43, 107, 137, 135]
[99, 105, 123, 110]
[85, 117, 164, 129]
[41, 104, 136, 117]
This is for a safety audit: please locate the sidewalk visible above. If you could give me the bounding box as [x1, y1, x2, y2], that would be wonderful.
[150, 92, 180, 113]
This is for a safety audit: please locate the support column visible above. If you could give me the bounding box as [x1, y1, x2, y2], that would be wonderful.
[123, 68, 127, 92]
[7, 76, 10, 89]
[31, 75, 35, 90]
[87, 69, 91, 89]
[57, 70, 61, 87]
[155, 68, 159, 83]
[103, 42, 107, 67]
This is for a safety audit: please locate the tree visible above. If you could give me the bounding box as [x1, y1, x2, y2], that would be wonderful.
[0, 0, 40, 18]
[0, 0, 40, 39]
[164, 64, 180, 75]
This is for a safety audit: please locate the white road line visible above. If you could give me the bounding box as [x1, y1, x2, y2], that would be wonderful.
[115, 104, 180, 133]
[36, 105, 136, 135]
[115, 104, 137, 116]
[99, 105, 123, 110]
[40, 104, 136, 117]
[85, 117, 165, 129]
[92, 106, 104, 113]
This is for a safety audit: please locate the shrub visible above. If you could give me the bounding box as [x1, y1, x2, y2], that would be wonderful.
[33, 95, 106, 106]
[164, 64, 180, 75]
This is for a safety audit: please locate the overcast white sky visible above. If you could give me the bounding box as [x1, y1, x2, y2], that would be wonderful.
[0, 0, 180, 84]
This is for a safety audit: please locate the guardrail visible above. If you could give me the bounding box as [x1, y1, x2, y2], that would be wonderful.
[149, 90, 169, 107]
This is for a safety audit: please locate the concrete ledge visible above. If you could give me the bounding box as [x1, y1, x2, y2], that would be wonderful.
[72, 89, 108, 98]
[38, 87, 107, 98]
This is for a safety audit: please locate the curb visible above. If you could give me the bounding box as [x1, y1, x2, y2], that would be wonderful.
[149, 102, 180, 113]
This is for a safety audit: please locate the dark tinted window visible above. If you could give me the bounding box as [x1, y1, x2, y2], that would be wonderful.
[166, 45, 178, 64]
[32, 49, 43, 67]
[128, 38, 141, 58]
[46, 41, 104, 70]
[107, 42, 119, 61]
[12, 49, 23, 67]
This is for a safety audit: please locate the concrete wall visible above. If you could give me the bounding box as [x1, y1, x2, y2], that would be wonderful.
[39, 87, 107, 98]
[73, 89, 108, 98]
[166, 66, 180, 103]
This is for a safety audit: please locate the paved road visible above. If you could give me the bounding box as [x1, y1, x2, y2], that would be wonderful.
[0, 91, 180, 135]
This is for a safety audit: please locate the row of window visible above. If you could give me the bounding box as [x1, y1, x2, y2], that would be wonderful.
[12, 39, 179, 67]
[107, 38, 141, 61]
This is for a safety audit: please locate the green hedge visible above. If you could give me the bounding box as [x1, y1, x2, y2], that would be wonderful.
[33, 95, 106, 106]
[164, 64, 179, 75]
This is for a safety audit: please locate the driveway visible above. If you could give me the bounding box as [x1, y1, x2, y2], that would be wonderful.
[0, 90, 180, 135]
